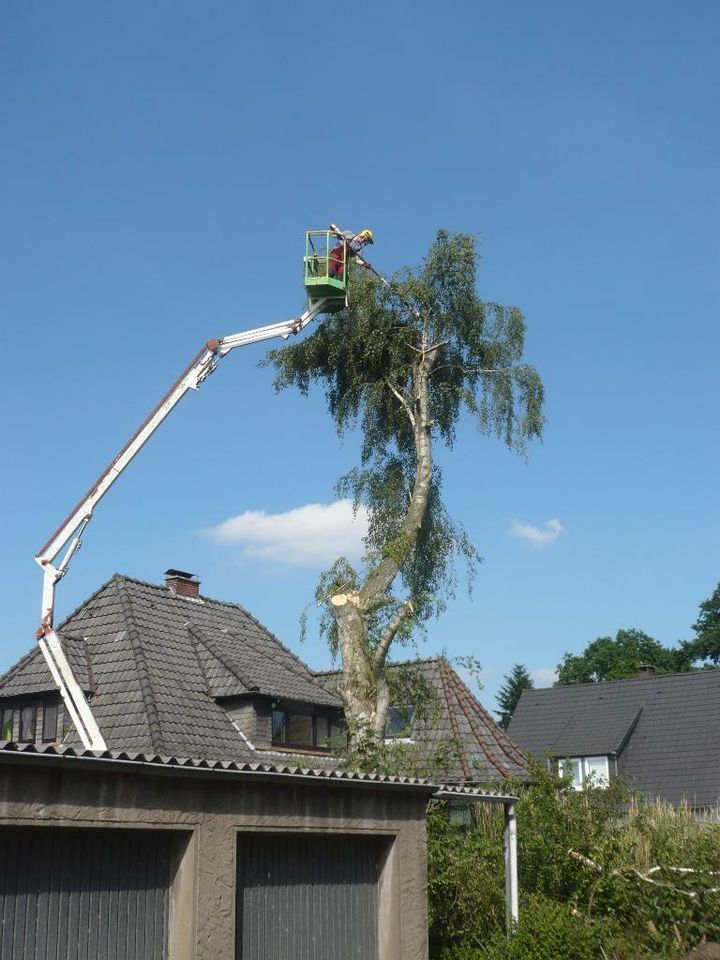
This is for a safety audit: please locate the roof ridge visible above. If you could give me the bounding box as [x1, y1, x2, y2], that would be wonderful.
[59, 573, 126, 630]
[59, 633, 94, 693]
[442, 662, 511, 778]
[187, 626, 212, 691]
[445, 664, 528, 770]
[389, 655, 443, 668]
[313, 655, 443, 678]
[524, 668, 720, 694]
[222, 627, 340, 703]
[116, 574, 327, 682]
[187, 624, 255, 694]
[438, 660, 471, 779]
[115, 578, 165, 753]
[0, 644, 45, 688]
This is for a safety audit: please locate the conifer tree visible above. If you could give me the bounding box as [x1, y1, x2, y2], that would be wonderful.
[496, 664, 534, 729]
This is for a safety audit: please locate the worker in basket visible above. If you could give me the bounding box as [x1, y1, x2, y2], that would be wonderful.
[328, 226, 374, 281]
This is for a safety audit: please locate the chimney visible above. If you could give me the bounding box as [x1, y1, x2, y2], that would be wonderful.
[164, 569, 200, 599]
[636, 664, 656, 679]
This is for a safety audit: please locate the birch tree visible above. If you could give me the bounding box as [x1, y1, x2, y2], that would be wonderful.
[268, 231, 544, 752]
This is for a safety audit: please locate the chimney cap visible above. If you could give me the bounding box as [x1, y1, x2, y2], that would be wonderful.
[636, 664, 656, 678]
[164, 568, 198, 582]
[164, 568, 201, 600]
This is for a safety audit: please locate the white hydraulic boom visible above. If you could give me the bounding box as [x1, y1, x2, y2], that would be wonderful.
[34, 297, 333, 750]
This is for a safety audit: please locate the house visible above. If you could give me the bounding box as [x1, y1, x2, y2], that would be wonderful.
[508, 667, 720, 810]
[316, 657, 530, 785]
[0, 571, 528, 784]
[0, 569, 520, 959]
[0, 570, 345, 762]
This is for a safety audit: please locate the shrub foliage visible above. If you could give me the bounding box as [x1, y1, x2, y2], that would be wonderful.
[428, 767, 720, 959]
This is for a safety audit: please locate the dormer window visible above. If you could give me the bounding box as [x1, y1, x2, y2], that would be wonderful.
[271, 708, 334, 751]
[0, 699, 59, 744]
[19, 705, 37, 742]
[1, 709, 12, 741]
[42, 703, 59, 742]
[558, 756, 610, 790]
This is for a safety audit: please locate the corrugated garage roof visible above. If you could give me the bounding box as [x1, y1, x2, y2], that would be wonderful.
[0, 742, 518, 802]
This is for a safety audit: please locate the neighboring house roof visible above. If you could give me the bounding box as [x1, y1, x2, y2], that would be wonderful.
[508, 670, 720, 807]
[0, 573, 339, 762]
[316, 657, 530, 784]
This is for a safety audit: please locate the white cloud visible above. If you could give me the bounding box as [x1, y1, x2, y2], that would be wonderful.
[200, 499, 369, 567]
[530, 667, 557, 687]
[507, 518, 566, 549]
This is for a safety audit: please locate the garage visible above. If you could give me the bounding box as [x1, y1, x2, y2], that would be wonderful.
[236, 833, 388, 960]
[0, 826, 178, 960]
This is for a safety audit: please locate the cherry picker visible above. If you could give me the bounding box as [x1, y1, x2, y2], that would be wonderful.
[33, 228, 365, 750]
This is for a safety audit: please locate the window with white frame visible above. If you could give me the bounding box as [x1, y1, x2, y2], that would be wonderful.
[558, 755, 610, 790]
[385, 705, 416, 740]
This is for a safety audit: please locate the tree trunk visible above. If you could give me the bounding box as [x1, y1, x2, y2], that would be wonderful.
[332, 350, 438, 749]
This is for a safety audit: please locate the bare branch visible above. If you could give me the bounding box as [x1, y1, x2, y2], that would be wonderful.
[570, 850, 720, 901]
[375, 600, 415, 668]
[568, 850, 603, 873]
[386, 380, 416, 428]
[430, 363, 507, 377]
[425, 339, 450, 355]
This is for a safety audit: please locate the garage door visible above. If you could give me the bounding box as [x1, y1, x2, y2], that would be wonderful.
[236, 833, 386, 960]
[0, 827, 175, 960]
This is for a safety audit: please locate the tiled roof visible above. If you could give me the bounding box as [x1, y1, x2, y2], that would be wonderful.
[437, 658, 529, 782]
[0, 634, 92, 697]
[508, 671, 720, 807]
[0, 576, 527, 787]
[0, 574, 339, 763]
[0, 646, 54, 697]
[549, 702, 642, 756]
[0, 742, 518, 803]
[317, 657, 530, 784]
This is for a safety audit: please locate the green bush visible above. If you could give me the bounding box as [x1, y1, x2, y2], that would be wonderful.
[428, 766, 720, 958]
[439, 895, 603, 960]
[428, 803, 506, 949]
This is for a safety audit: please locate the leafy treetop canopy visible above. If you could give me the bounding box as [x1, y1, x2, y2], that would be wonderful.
[555, 629, 688, 685]
[268, 230, 544, 650]
[682, 581, 720, 665]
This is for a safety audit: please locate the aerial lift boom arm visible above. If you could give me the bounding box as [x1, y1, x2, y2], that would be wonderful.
[33, 297, 332, 750]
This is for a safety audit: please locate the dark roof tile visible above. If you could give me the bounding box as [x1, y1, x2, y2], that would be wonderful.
[509, 671, 720, 807]
[318, 657, 530, 785]
[0, 574, 340, 764]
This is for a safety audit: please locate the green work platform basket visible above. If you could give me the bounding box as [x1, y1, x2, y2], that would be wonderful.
[304, 230, 348, 314]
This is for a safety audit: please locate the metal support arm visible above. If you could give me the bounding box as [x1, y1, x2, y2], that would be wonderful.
[33, 298, 331, 750]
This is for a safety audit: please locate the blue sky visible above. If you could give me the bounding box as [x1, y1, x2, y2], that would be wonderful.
[2, 1, 718, 711]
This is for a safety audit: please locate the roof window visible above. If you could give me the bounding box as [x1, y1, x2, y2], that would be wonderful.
[558, 755, 610, 790]
[385, 705, 415, 740]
